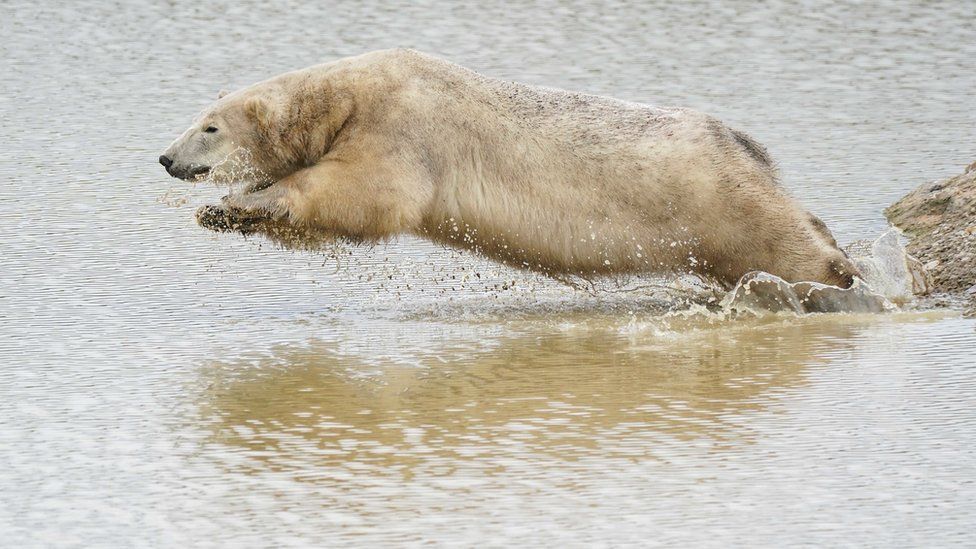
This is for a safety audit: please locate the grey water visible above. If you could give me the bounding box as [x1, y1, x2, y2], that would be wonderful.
[1, 1, 975, 546]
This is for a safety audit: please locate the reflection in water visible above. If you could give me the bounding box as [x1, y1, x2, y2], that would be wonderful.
[187, 314, 976, 546]
[200, 317, 856, 476]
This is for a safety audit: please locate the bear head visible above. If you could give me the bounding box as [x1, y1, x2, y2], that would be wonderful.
[159, 88, 283, 184]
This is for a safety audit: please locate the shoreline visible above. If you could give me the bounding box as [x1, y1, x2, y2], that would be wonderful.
[886, 161, 976, 316]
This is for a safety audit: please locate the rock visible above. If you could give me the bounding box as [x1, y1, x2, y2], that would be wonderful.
[886, 162, 976, 295]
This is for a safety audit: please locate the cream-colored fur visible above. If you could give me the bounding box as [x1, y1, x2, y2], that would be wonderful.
[163, 49, 858, 287]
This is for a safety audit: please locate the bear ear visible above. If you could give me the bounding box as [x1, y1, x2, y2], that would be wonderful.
[217, 89, 230, 99]
[244, 97, 275, 131]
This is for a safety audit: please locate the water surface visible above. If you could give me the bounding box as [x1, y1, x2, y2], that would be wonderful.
[1, 1, 975, 546]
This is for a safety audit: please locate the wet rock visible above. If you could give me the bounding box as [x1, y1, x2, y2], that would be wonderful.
[886, 161, 976, 300]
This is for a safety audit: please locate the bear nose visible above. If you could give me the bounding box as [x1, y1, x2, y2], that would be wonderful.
[159, 155, 173, 169]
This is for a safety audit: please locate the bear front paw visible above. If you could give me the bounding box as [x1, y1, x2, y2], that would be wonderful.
[195, 204, 266, 234]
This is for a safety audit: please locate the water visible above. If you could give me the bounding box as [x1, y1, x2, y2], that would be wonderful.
[1, 1, 975, 546]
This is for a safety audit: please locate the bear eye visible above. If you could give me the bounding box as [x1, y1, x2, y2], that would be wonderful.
[204, 126, 218, 133]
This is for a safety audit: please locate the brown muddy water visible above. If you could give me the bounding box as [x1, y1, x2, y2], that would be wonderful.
[2, 1, 975, 546]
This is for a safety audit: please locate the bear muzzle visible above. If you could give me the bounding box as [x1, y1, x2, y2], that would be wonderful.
[160, 155, 211, 181]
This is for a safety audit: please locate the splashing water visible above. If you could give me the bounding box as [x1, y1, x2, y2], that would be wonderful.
[721, 230, 930, 316]
[721, 273, 891, 315]
[849, 230, 931, 304]
[158, 146, 270, 207]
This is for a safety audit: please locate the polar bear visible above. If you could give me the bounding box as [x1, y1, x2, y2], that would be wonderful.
[160, 48, 858, 288]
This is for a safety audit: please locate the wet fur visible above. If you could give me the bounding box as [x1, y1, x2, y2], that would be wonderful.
[175, 49, 858, 288]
